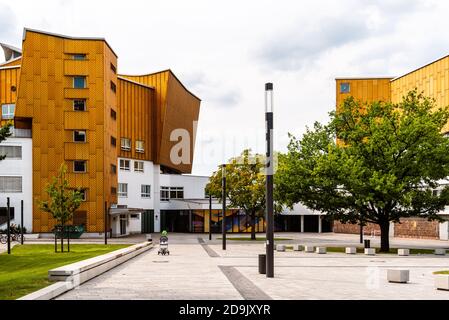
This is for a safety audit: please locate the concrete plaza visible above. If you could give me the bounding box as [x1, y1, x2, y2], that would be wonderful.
[56, 233, 449, 300]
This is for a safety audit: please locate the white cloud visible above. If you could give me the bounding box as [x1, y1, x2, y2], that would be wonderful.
[0, 0, 448, 176]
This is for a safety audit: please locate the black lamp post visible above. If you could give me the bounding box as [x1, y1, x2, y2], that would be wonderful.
[222, 164, 227, 250]
[7, 197, 11, 254]
[265, 83, 274, 278]
[209, 194, 212, 241]
[104, 201, 108, 245]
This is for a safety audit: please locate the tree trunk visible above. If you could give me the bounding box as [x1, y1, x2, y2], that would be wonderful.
[379, 220, 390, 252]
[61, 222, 64, 253]
[251, 211, 256, 240]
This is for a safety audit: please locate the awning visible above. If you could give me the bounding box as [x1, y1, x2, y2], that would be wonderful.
[109, 207, 144, 216]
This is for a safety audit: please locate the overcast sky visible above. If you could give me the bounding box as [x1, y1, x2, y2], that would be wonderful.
[1, 0, 449, 176]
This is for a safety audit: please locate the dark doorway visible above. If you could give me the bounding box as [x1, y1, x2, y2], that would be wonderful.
[304, 215, 319, 232]
[141, 210, 154, 233]
[0, 207, 15, 225]
[161, 210, 190, 233]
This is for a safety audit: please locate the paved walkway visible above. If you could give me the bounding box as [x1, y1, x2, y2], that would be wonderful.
[56, 234, 449, 300]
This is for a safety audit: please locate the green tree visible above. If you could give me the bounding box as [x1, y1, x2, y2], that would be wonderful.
[0, 122, 12, 160]
[276, 91, 449, 252]
[206, 150, 266, 240]
[38, 164, 84, 252]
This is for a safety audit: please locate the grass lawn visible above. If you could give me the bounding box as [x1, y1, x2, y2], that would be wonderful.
[217, 237, 293, 241]
[434, 271, 449, 275]
[0, 244, 129, 300]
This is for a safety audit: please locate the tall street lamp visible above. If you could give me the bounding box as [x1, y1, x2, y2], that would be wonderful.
[265, 83, 274, 278]
[209, 193, 212, 241]
[222, 164, 227, 250]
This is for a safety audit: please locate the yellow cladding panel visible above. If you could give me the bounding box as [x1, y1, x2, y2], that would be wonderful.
[336, 78, 392, 111]
[64, 111, 89, 129]
[0, 67, 20, 118]
[64, 88, 89, 99]
[64, 143, 90, 160]
[64, 60, 90, 76]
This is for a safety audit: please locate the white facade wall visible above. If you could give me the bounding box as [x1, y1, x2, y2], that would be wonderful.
[159, 174, 209, 211]
[0, 137, 33, 232]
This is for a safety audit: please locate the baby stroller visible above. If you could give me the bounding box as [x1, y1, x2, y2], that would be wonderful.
[158, 231, 170, 255]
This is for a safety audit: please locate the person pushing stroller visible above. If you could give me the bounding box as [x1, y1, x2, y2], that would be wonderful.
[158, 230, 170, 255]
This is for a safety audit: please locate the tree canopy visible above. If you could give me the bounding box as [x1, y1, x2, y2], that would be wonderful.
[276, 91, 449, 251]
[0, 122, 12, 160]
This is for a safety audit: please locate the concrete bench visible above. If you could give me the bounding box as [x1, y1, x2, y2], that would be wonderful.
[276, 245, 286, 252]
[305, 246, 315, 253]
[345, 247, 357, 254]
[316, 247, 327, 254]
[398, 249, 410, 256]
[435, 275, 449, 291]
[387, 269, 410, 283]
[292, 244, 302, 251]
[365, 248, 376, 256]
[435, 249, 447, 256]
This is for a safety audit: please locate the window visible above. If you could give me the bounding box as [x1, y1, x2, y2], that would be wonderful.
[2, 104, 15, 119]
[111, 136, 117, 147]
[74, 76, 86, 89]
[73, 130, 87, 143]
[110, 63, 117, 73]
[73, 100, 86, 111]
[161, 186, 170, 202]
[170, 187, 184, 199]
[0, 146, 22, 159]
[118, 183, 128, 198]
[78, 189, 87, 201]
[160, 186, 184, 201]
[0, 176, 22, 193]
[73, 54, 87, 60]
[110, 81, 116, 93]
[136, 140, 144, 153]
[111, 164, 117, 174]
[340, 82, 350, 94]
[0, 207, 15, 225]
[141, 185, 151, 198]
[119, 159, 130, 171]
[134, 161, 144, 172]
[73, 211, 87, 226]
[130, 214, 139, 219]
[111, 187, 117, 195]
[121, 138, 131, 151]
[74, 161, 87, 173]
[110, 109, 117, 120]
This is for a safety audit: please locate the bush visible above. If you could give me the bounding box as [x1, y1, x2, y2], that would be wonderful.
[0, 223, 27, 234]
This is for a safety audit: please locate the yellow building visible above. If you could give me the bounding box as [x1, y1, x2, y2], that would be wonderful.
[0, 28, 201, 234]
[335, 55, 449, 240]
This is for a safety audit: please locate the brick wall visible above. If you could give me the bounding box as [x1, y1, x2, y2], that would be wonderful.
[394, 218, 439, 240]
[333, 218, 440, 240]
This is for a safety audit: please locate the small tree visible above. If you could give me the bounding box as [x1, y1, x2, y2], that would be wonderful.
[0, 122, 12, 160]
[276, 91, 449, 252]
[207, 150, 266, 240]
[38, 164, 83, 252]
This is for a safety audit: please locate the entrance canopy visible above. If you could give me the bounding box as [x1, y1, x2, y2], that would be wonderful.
[109, 207, 144, 216]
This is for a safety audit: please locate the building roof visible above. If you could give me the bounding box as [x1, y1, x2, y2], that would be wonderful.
[391, 54, 449, 82]
[335, 77, 394, 80]
[0, 43, 22, 62]
[23, 28, 118, 58]
[117, 76, 155, 90]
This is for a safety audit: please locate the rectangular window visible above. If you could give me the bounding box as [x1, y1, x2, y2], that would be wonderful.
[134, 161, 144, 172]
[111, 164, 117, 174]
[0, 176, 22, 193]
[0, 146, 22, 159]
[73, 54, 87, 60]
[73, 211, 87, 226]
[136, 140, 144, 153]
[74, 76, 86, 89]
[160, 186, 170, 202]
[340, 82, 350, 94]
[111, 136, 117, 147]
[121, 138, 131, 151]
[1, 104, 15, 119]
[74, 161, 87, 173]
[0, 207, 15, 225]
[110, 63, 117, 74]
[118, 183, 128, 198]
[110, 81, 116, 93]
[73, 100, 86, 111]
[78, 189, 87, 201]
[170, 187, 184, 199]
[119, 159, 130, 171]
[73, 130, 87, 143]
[110, 109, 117, 120]
[141, 185, 151, 198]
[111, 187, 117, 195]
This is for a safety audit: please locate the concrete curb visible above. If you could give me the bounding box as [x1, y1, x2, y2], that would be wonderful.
[18, 241, 153, 300]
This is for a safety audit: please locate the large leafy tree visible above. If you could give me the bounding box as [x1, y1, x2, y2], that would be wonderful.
[38, 164, 84, 252]
[276, 91, 449, 252]
[206, 150, 266, 240]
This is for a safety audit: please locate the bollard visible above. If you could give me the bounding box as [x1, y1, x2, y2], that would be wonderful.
[259, 254, 266, 274]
